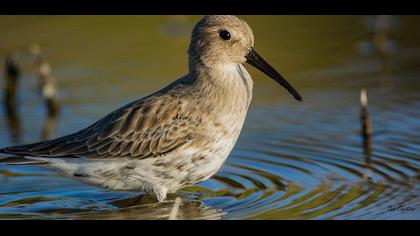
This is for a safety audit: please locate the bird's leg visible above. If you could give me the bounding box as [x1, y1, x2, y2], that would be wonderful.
[153, 186, 168, 202]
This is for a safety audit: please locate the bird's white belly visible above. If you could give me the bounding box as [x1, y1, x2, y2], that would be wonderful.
[27, 117, 243, 194]
[26, 137, 236, 192]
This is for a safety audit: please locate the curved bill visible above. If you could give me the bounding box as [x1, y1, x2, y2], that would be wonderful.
[245, 47, 302, 101]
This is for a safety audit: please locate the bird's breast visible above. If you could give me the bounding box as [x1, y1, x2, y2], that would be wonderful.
[194, 64, 254, 160]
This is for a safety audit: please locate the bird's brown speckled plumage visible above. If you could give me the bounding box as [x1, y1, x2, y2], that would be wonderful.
[0, 15, 301, 201]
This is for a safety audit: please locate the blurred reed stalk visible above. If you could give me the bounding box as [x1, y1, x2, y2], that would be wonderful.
[360, 89, 372, 180]
[30, 44, 60, 139]
[372, 16, 391, 73]
[372, 15, 394, 88]
[30, 44, 60, 117]
[168, 197, 182, 220]
[3, 54, 21, 142]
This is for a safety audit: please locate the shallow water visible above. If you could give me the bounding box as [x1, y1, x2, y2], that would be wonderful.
[0, 16, 419, 219]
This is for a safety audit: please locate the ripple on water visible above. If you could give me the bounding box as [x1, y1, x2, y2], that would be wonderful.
[184, 88, 420, 219]
[0, 85, 419, 220]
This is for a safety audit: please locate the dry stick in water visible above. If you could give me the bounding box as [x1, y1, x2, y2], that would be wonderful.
[4, 54, 21, 142]
[168, 197, 182, 220]
[360, 89, 373, 180]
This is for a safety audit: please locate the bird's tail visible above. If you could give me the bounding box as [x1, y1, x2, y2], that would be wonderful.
[0, 155, 47, 165]
[0, 142, 48, 165]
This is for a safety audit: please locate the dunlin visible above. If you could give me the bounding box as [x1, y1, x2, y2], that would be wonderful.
[0, 15, 302, 202]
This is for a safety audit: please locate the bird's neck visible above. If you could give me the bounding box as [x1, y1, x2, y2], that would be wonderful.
[189, 62, 253, 112]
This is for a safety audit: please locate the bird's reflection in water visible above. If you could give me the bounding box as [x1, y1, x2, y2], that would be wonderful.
[76, 194, 224, 220]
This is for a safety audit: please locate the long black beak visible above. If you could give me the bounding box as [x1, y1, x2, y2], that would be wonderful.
[246, 47, 302, 101]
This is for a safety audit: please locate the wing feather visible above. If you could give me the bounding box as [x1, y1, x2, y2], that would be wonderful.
[0, 90, 201, 160]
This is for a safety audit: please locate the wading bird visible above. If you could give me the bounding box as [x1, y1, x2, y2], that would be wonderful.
[0, 15, 302, 202]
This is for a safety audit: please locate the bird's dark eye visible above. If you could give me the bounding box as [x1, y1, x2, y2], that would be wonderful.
[219, 30, 231, 40]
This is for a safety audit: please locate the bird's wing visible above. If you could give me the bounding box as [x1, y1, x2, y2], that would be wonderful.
[0, 94, 201, 159]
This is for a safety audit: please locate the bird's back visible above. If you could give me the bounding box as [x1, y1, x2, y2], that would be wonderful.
[0, 75, 203, 160]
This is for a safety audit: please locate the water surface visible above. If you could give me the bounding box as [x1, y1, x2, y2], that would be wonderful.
[0, 16, 419, 219]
